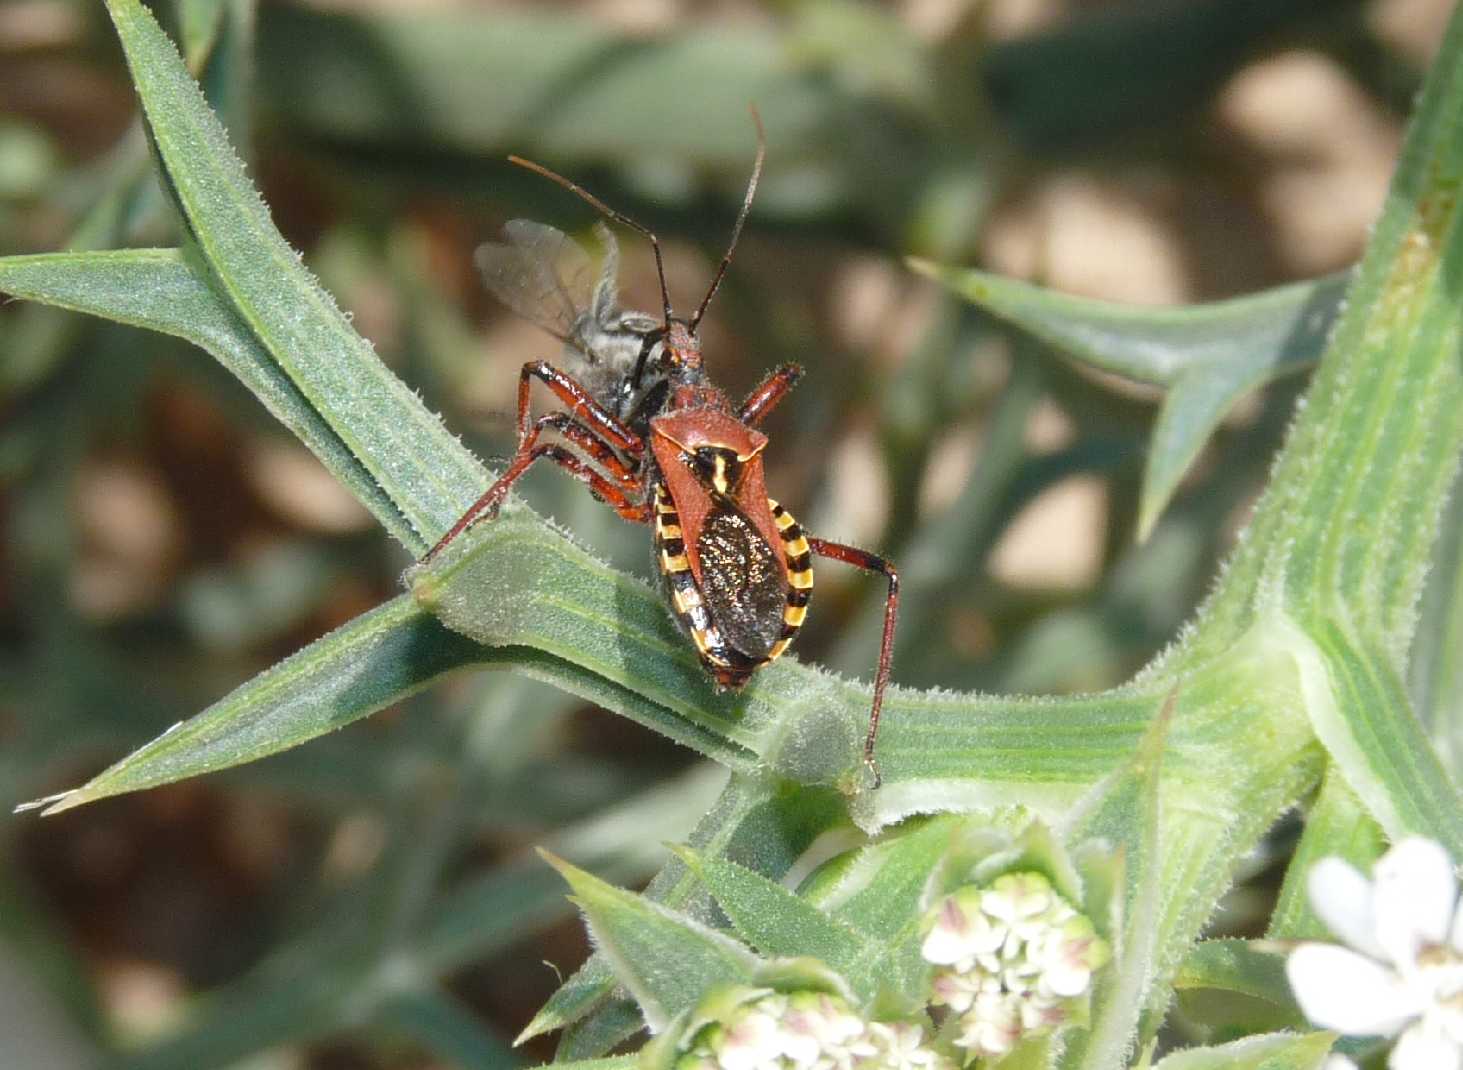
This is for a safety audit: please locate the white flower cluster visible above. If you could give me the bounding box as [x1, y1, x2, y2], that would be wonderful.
[1287, 837, 1463, 1070]
[921, 872, 1109, 1059]
[674, 991, 953, 1070]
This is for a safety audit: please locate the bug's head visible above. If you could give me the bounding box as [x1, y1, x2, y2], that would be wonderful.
[662, 320, 704, 376]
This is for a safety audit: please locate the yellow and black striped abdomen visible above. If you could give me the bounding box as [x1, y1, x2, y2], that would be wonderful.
[765, 498, 813, 662]
[652, 486, 814, 688]
[654, 484, 736, 681]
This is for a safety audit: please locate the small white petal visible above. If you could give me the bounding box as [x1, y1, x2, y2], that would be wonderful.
[720, 1011, 785, 1070]
[1286, 943, 1422, 1034]
[1322, 1056, 1358, 1070]
[1042, 960, 1092, 998]
[1376, 838, 1458, 967]
[780, 1030, 821, 1067]
[956, 994, 1021, 1059]
[930, 970, 978, 1013]
[922, 893, 1005, 965]
[1436, 1002, 1463, 1045]
[1390, 1019, 1463, 1070]
[1309, 857, 1386, 960]
[982, 873, 1053, 925]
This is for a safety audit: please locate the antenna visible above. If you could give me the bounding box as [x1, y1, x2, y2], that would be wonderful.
[508, 154, 675, 327]
[689, 105, 766, 333]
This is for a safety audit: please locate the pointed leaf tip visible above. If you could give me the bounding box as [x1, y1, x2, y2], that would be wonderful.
[534, 850, 758, 1032]
[12, 791, 75, 816]
[537, 847, 592, 891]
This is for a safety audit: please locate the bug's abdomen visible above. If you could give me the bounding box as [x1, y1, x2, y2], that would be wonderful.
[653, 486, 813, 689]
[764, 499, 813, 663]
[696, 507, 785, 660]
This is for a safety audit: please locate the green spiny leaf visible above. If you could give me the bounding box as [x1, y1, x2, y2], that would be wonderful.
[518, 958, 619, 1049]
[539, 850, 759, 1032]
[1149, 1032, 1335, 1070]
[1287, 616, 1463, 854]
[1268, 769, 1385, 940]
[23, 595, 482, 815]
[818, 816, 955, 941]
[554, 1000, 645, 1064]
[1195, 5, 1463, 654]
[103, 0, 488, 547]
[409, 512, 768, 776]
[672, 846, 871, 991]
[1411, 470, 1463, 783]
[0, 248, 416, 548]
[1061, 690, 1170, 1070]
[528, 780, 848, 1055]
[1172, 940, 1297, 1011]
[534, 1059, 638, 1070]
[906, 264, 1346, 391]
[909, 260, 1350, 539]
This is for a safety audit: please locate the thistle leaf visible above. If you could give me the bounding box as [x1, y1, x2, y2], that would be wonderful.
[540, 851, 759, 1032]
[1148, 1032, 1335, 1070]
[24, 595, 481, 814]
[673, 846, 872, 990]
[910, 261, 1351, 540]
[102, 0, 489, 549]
[0, 248, 415, 548]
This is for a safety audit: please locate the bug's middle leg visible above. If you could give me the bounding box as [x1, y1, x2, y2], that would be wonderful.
[536, 412, 641, 491]
[425, 366, 644, 561]
[426, 436, 647, 561]
[493, 444, 648, 522]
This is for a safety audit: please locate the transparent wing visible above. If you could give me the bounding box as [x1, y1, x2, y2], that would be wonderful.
[474, 220, 596, 342]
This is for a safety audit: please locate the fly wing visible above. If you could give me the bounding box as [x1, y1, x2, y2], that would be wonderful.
[695, 506, 786, 660]
[474, 220, 595, 343]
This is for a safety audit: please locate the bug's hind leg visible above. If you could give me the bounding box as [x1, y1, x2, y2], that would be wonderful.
[806, 536, 899, 788]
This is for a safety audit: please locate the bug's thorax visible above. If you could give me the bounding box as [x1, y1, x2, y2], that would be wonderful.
[651, 406, 783, 575]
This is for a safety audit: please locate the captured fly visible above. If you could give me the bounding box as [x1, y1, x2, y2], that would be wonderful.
[475, 220, 665, 426]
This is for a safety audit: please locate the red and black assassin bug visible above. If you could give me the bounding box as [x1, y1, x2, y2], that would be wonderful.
[425, 116, 900, 786]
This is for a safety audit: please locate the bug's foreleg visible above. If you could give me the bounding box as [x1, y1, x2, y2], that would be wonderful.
[424, 361, 645, 561]
[424, 409, 644, 561]
[517, 360, 644, 454]
[513, 445, 649, 523]
[426, 442, 648, 561]
[535, 412, 642, 491]
[738, 363, 803, 426]
[806, 536, 899, 788]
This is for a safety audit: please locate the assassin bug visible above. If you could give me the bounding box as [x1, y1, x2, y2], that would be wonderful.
[426, 116, 900, 785]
